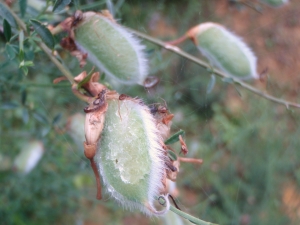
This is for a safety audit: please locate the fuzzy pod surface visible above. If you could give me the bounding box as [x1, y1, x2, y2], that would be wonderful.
[260, 0, 289, 7]
[95, 98, 169, 215]
[188, 22, 258, 79]
[73, 12, 148, 85]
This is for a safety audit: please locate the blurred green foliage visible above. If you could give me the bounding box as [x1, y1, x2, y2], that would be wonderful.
[1, 0, 300, 225]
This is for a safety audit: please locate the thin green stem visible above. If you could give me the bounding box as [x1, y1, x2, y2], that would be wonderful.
[129, 28, 300, 109]
[170, 205, 218, 225]
[2, 1, 75, 85]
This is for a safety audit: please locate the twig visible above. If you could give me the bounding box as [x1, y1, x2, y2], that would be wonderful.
[2, 2, 75, 85]
[129, 28, 300, 109]
[169, 205, 219, 225]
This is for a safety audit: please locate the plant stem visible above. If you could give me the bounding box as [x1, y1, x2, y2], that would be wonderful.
[129, 28, 300, 109]
[37, 41, 74, 84]
[3, 2, 75, 85]
[169, 205, 218, 225]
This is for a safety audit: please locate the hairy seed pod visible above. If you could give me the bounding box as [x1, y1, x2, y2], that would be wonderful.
[13, 140, 44, 174]
[95, 98, 169, 215]
[260, 0, 289, 7]
[187, 22, 258, 79]
[64, 11, 148, 85]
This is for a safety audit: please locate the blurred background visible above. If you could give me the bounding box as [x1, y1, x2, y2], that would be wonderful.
[1, 0, 300, 224]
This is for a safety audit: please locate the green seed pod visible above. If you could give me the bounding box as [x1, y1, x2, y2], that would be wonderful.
[95, 98, 169, 215]
[187, 22, 258, 79]
[64, 11, 148, 85]
[13, 140, 44, 174]
[260, 0, 289, 7]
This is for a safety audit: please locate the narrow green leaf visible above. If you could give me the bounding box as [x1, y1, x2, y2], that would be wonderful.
[20, 60, 34, 67]
[22, 108, 29, 124]
[21, 89, 27, 105]
[33, 112, 49, 124]
[0, 2, 17, 27]
[5, 44, 16, 60]
[206, 74, 216, 94]
[165, 129, 185, 145]
[222, 77, 234, 84]
[167, 150, 177, 161]
[19, 49, 25, 61]
[3, 19, 11, 42]
[30, 19, 55, 49]
[1, 102, 19, 110]
[19, 0, 27, 17]
[52, 113, 62, 125]
[100, 72, 106, 81]
[52, 0, 71, 13]
[21, 66, 28, 75]
[77, 70, 94, 89]
[41, 126, 51, 136]
[73, 0, 80, 9]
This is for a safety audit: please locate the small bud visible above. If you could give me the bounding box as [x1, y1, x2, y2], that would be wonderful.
[260, 0, 289, 7]
[187, 22, 258, 79]
[62, 11, 148, 85]
[95, 98, 169, 215]
[13, 140, 44, 174]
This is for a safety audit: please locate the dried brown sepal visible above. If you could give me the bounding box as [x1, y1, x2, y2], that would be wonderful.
[152, 105, 174, 140]
[72, 71, 118, 201]
[60, 36, 77, 51]
[179, 157, 203, 165]
[179, 135, 188, 155]
[53, 76, 68, 84]
[100, 9, 116, 23]
[61, 36, 87, 67]
[166, 159, 180, 182]
[74, 71, 106, 97]
[59, 10, 117, 69]
[90, 158, 102, 200]
[83, 141, 97, 159]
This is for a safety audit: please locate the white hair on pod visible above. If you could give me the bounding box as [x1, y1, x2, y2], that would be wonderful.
[195, 22, 258, 79]
[97, 98, 170, 216]
[75, 12, 148, 85]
